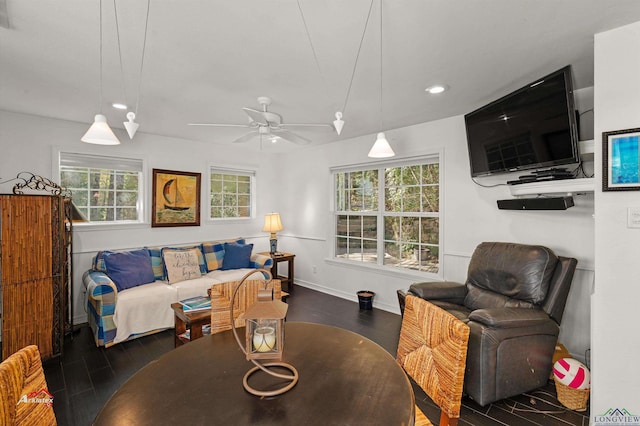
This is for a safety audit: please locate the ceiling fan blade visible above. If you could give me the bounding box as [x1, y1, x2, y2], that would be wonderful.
[188, 123, 251, 127]
[242, 108, 269, 126]
[231, 131, 259, 144]
[272, 129, 311, 145]
[280, 123, 332, 128]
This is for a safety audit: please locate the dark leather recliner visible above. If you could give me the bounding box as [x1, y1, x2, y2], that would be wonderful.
[397, 242, 577, 406]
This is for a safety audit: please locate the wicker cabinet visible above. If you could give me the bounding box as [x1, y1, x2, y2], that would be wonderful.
[0, 194, 69, 361]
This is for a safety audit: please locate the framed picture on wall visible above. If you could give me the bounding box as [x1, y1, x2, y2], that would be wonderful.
[152, 169, 201, 227]
[602, 128, 640, 191]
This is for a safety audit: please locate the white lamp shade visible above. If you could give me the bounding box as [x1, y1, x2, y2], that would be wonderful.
[368, 132, 395, 158]
[82, 114, 121, 145]
[262, 213, 283, 233]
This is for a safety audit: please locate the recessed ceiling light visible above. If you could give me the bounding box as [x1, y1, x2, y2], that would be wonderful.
[425, 85, 448, 94]
[112, 103, 128, 110]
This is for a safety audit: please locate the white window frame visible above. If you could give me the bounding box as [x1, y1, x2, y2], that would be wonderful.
[330, 154, 443, 279]
[207, 164, 256, 222]
[54, 149, 147, 229]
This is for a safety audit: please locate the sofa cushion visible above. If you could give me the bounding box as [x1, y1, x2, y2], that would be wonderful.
[103, 249, 156, 291]
[201, 238, 245, 271]
[162, 247, 203, 284]
[221, 242, 253, 270]
[145, 246, 165, 281]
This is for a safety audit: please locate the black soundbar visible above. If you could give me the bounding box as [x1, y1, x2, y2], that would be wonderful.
[497, 196, 575, 210]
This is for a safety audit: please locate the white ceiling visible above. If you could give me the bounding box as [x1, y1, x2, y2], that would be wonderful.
[2, 0, 640, 152]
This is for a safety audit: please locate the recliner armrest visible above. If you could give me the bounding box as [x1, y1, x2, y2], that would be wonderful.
[409, 281, 467, 304]
[468, 308, 553, 328]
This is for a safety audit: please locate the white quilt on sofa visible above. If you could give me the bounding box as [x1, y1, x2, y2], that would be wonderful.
[112, 281, 177, 344]
[112, 268, 265, 344]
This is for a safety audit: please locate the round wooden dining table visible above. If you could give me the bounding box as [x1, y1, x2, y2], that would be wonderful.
[93, 322, 415, 425]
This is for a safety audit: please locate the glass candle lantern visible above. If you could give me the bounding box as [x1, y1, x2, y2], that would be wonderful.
[244, 289, 287, 361]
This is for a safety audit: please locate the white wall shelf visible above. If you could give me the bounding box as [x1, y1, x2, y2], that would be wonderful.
[579, 139, 595, 161]
[509, 177, 595, 196]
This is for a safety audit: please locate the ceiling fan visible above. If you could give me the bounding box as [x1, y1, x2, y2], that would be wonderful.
[188, 96, 332, 145]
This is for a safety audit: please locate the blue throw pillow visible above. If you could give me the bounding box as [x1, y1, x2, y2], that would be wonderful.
[221, 242, 254, 270]
[103, 249, 156, 291]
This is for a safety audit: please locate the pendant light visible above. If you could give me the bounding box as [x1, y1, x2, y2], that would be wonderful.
[123, 0, 151, 139]
[368, 0, 394, 158]
[82, 0, 121, 145]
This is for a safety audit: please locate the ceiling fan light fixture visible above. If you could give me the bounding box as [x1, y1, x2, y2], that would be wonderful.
[368, 132, 395, 158]
[82, 114, 121, 145]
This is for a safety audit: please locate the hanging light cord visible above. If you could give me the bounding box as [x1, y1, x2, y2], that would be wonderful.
[379, 0, 383, 130]
[113, 0, 128, 108]
[112, 0, 151, 116]
[98, 0, 104, 113]
[296, 0, 331, 110]
[342, 0, 375, 116]
[134, 0, 151, 115]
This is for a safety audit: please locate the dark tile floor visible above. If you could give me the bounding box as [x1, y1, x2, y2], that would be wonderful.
[43, 286, 590, 425]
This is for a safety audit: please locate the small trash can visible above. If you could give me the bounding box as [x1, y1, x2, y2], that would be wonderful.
[357, 291, 375, 310]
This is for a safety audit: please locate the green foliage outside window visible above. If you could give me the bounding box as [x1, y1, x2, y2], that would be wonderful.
[210, 172, 252, 219]
[60, 167, 140, 222]
[335, 161, 439, 273]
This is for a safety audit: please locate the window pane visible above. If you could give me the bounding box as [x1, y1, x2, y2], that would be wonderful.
[362, 216, 377, 239]
[402, 165, 420, 185]
[334, 159, 439, 272]
[60, 153, 143, 224]
[383, 241, 400, 266]
[422, 186, 439, 212]
[336, 237, 348, 257]
[421, 218, 439, 244]
[348, 216, 361, 237]
[61, 170, 88, 188]
[384, 216, 399, 240]
[337, 215, 348, 237]
[422, 163, 439, 184]
[116, 192, 137, 206]
[210, 169, 254, 219]
[404, 187, 420, 212]
[402, 216, 419, 242]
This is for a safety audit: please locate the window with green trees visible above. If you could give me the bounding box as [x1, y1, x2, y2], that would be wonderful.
[209, 168, 254, 219]
[59, 153, 143, 223]
[334, 157, 440, 274]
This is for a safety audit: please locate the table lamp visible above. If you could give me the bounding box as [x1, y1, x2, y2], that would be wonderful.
[231, 269, 298, 397]
[262, 213, 283, 254]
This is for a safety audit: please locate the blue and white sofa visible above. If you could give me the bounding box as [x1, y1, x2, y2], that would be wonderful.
[83, 238, 272, 347]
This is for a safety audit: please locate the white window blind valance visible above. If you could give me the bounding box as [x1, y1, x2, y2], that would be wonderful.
[59, 152, 143, 172]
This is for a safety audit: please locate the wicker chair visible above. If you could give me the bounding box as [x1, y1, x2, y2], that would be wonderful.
[0, 345, 57, 425]
[397, 295, 470, 426]
[210, 279, 283, 334]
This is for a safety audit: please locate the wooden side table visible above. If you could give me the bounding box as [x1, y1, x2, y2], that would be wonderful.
[259, 252, 295, 293]
[171, 303, 210, 348]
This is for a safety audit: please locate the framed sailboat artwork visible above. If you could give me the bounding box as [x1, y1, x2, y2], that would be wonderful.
[152, 169, 201, 227]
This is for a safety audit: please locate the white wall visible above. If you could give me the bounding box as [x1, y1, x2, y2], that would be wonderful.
[592, 21, 640, 420]
[278, 114, 594, 362]
[0, 91, 596, 365]
[0, 110, 279, 326]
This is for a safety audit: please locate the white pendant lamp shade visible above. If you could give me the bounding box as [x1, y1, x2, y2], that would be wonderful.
[82, 114, 121, 145]
[368, 132, 395, 158]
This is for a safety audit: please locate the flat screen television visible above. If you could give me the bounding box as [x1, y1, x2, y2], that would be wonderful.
[464, 66, 580, 177]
